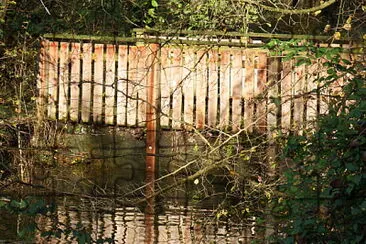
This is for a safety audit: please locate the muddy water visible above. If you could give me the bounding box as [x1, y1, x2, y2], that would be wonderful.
[0, 129, 265, 243]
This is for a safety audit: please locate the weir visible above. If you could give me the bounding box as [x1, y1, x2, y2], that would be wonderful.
[37, 30, 353, 172]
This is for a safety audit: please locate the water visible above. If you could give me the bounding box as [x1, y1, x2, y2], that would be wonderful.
[0, 128, 266, 243]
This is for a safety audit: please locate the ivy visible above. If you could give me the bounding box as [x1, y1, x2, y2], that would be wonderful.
[270, 40, 366, 243]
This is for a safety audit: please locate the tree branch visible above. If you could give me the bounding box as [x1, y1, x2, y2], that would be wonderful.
[249, 0, 338, 15]
[39, 0, 51, 15]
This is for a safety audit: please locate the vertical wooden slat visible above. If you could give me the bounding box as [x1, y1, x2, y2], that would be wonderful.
[37, 40, 49, 122]
[160, 47, 171, 128]
[207, 49, 219, 128]
[306, 62, 318, 129]
[58, 42, 69, 120]
[171, 48, 183, 129]
[137, 46, 148, 127]
[195, 50, 207, 129]
[81, 43, 92, 123]
[256, 52, 267, 133]
[329, 52, 348, 114]
[232, 49, 243, 131]
[47, 41, 59, 119]
[267, 57, 280, 132]
[105, 44, 116, 125]
[117, 45, 128, 126]
[127, 46, 138, 126]
[93, 44, 104, 123]
[70, 43, 81, 121]
[318, 59, 329, 116]
[182, 48, 195, 129]
[128, 46, 147, 126]
[267, 57, 281, 177]
[243, 50, 255, 132]
[293, 62, 305, 133]
[281, 59, 292, 133]
[219, 49, 231, 129]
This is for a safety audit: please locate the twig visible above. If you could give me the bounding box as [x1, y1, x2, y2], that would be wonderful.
[39, 0, 51, 15]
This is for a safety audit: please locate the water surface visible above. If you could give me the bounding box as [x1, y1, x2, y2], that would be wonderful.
[0, 130, 265, 243]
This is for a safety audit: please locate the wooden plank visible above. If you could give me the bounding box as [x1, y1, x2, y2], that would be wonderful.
[137, 46, 148, 126]
[127, 46, 147, 126]
[318, 59, 329, 116]
[47, 41, 59, 120]
[219, 49, 231, 129]
[182, 48, 195, 129]
[58, 42, 69, 120]
[70, 42, 81, 121]
[281, 59, 292, 133]
[127, 46, 138, 126]
[37, 40, 49, 121]
[93, 44, 104, 123]
[195, 50, 207, 129]
[243, 51, 254, 132]
[256, 52, 267, 133]
[116, 45, 128, 126]
[45, 31, 346, 44]
[267, 57, 280, 133]
[81, 43, 92, 123]
[105, 44, 116, 125]
[328, 52, 347, 109]
[171, 48, 183, 129]
[267, 57, 281, 176]
[231, 49, 243, 131]
[305, 61, 318, 129]
[160, 47, 171, 128]
[293, 62, 305, 133]
[207, 49, 219, 128]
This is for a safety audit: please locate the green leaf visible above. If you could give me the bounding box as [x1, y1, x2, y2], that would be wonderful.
[26, 199, 47, 215]
[151, 0, 158, 7]
[148, 8, 156, 18]
[327, 68, 336, 75]
[0, 200, 7, 208]
[18, 222, 37, 238]
[271, 97, 281, 106]
[348, 174, 362, 185]
[10, 199, 28, 211]
[296, 58, 311, 66]
[345, 162, 358, 172]
[41, 231, 53, 237]
[342, 59, 351, 65]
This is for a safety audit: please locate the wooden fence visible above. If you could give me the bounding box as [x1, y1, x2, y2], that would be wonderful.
[37, 39, 345, 133]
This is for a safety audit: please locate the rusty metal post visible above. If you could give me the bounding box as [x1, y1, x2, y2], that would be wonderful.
[144, 43, 160, 242]
[145, 43, 160, 172]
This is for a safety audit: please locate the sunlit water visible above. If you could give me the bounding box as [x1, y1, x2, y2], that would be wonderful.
[0, 131, 265, 243]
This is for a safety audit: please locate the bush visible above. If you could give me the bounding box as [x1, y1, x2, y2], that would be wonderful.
[272, 43, 366, 243]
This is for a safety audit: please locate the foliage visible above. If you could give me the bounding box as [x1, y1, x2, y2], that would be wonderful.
[150, 0, 366, 37]
[268, 40, 366, 243]
[154, 0, 260, 32]
[1, 0, 161, 38]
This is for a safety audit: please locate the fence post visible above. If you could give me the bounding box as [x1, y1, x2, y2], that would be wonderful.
[146, 43, 161, 172]
[267, 56, 281, 177]
[37, 40, 48, 123]
[33, 40, 49, 146]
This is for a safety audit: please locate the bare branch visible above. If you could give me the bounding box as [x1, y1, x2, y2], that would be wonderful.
[39, 0, 51, 15]
[248, 0, 338, 15]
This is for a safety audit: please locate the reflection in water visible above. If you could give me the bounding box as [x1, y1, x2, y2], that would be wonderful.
[145, 170, 155, 243]
[31, 197, 254, 243]
[0, 131, 263, 243]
